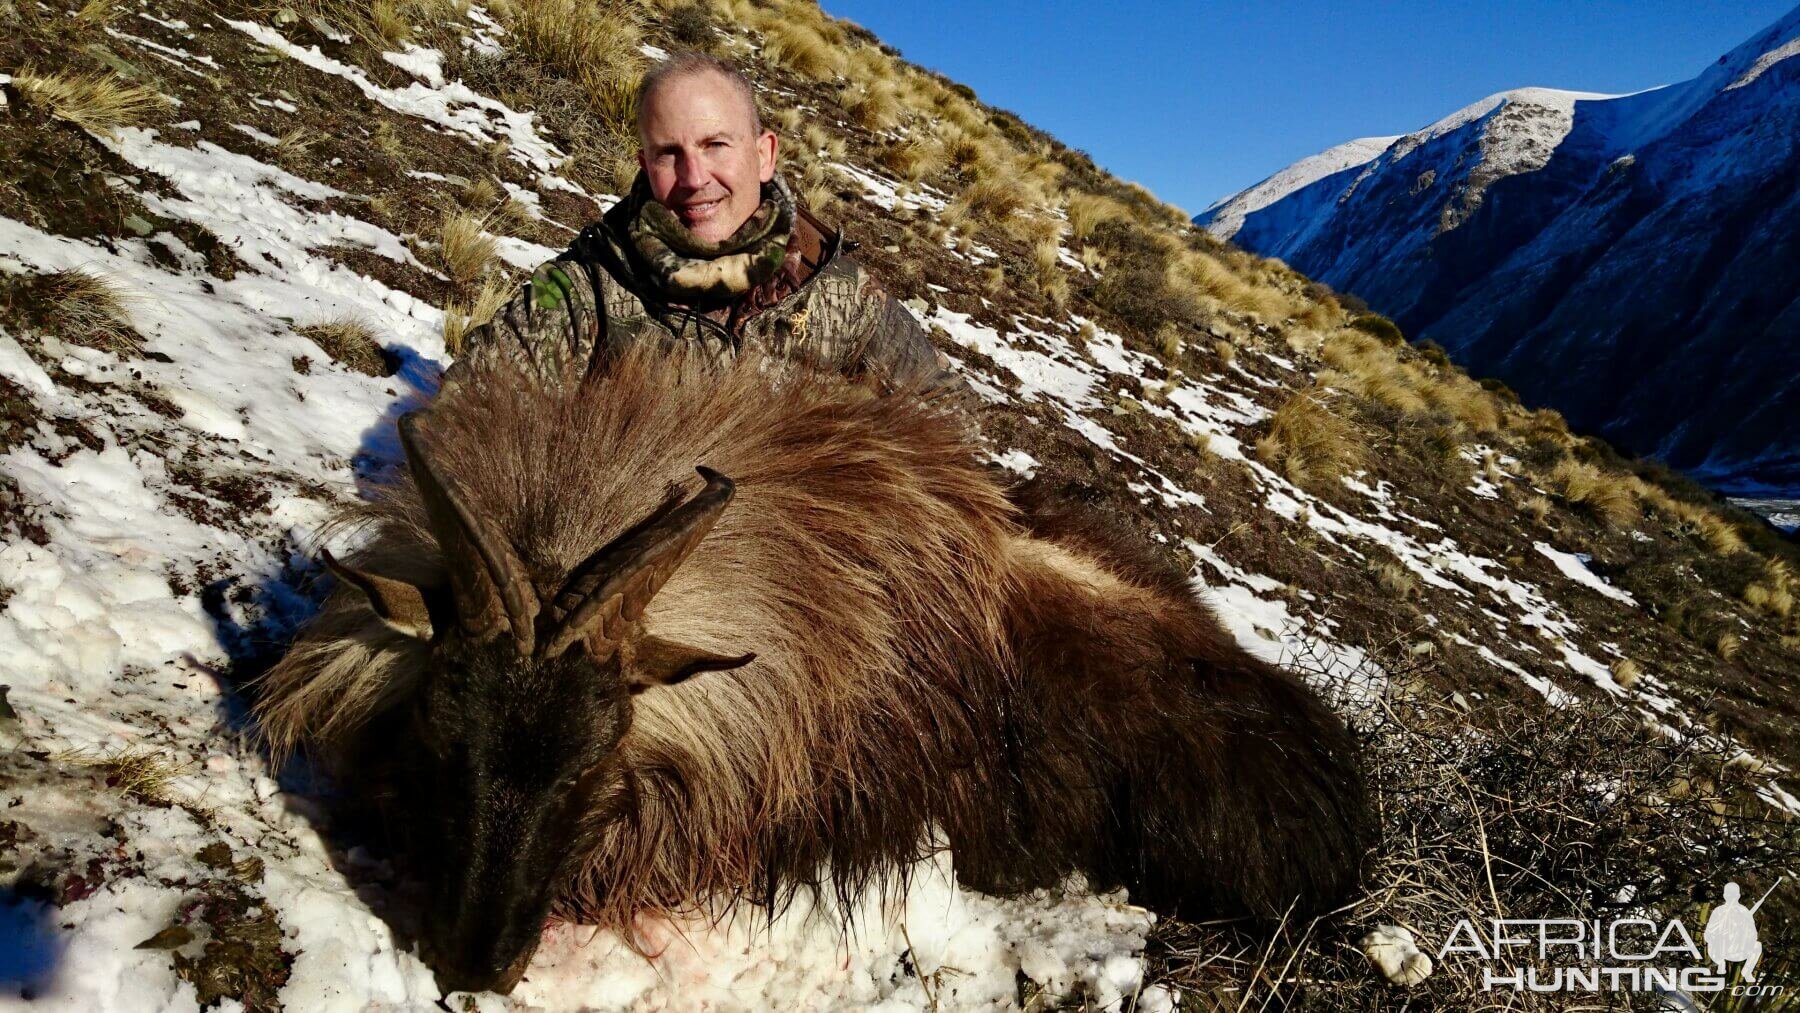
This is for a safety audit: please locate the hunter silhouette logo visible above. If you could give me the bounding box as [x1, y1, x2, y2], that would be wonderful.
[1706, 880, 1777, 981]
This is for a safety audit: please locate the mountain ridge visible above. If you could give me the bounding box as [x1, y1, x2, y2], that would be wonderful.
[1198, 5, 1800, 495]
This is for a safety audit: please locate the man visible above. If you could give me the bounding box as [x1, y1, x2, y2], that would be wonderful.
[443, 52, 961, 398]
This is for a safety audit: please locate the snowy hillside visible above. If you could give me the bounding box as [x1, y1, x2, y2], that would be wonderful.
[4, 1, 1800, 1010]
[1196, 5, 1800, 496]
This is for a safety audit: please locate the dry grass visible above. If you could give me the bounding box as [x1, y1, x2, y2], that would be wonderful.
[274, 127, 319, 159]
[801, 122, 847, 161]
[1166, 245, 1294, 324]
[55, 746, 193, 808]
[367, 0, 413, 46]
[373, 120, 404, 158]
[430, 211, 499, 288]
[16, 268, 142, 355]
[758, 17, 843, 80]
[843, 81, 901, 131]
[1610, 657, 1642, 688]
[1372, 558, 1417, 598]
[1716, 631, 1742, 662]
[1256, 389, 1365, 488]
[1521, 493, 1553, 524]
[441, 276, 514, 355]
[946, 175, 1024, 230]
[12, 67, 165, 137]
[1548, 457, 1639, 528]
[297, 316, 387, 376]
[1648, 488, 1749, 554]
[876, 137, 943, 182]
[1154, 323, 1182, 363]
[501, 0, 645, 103]
[1066, 192, 1127, 242]
[72, 0, 122, 29]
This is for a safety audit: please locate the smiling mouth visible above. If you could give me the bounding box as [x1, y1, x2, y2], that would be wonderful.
[679, 198, 723, 222]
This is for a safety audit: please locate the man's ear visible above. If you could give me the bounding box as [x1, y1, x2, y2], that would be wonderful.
[628, 635, 755, 693]
[321, 549, 434, 640]
[757, 130, 778, 183]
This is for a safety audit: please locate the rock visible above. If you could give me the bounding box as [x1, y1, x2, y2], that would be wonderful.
[1361, 924, 1432, 986]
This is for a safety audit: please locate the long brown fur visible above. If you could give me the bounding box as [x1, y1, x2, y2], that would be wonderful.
[256, 343, 1370, 936]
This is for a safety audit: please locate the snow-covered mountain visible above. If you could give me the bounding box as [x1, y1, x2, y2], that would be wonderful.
[1197, 6, 1800, 496]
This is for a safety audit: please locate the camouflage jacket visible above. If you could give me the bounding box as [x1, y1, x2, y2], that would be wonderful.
[442, 202, 963, 399]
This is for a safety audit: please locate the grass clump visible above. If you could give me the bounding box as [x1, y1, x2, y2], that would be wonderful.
[297, 317, 388, 376]
[1256, 389, 1365, 488]
[12, 67, 165, 137]
[758, 18, 843, 80]
[876, 136, 943, 182]
[1548, 457, 1639, 528]
[1065, 192, 1127, 242]
[429, 211, 499, 289]
[946, 175, 1025, 231]
[4, 268, 142, 355]
[442, 277, 514, 355]
[500, 0, 645, 104]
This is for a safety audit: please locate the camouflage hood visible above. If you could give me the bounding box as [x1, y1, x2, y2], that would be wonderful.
[599, 170, 796, 310]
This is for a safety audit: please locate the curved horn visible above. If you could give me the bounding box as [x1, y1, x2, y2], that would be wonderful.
[542, 467, 735, 659]
[398, 412, 540, 654]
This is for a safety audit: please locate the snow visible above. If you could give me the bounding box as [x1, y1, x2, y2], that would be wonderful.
[1726, 35, 1800, 90]
[224, 20, 574, 180]
[0, 64, 1166, 1013]
[5, 4, 1795, 1006]
[1200, 135, 1398, 239]
[1534, 541, 1638, 606]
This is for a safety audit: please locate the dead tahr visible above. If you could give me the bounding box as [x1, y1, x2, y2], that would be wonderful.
[255, 345, 1373, 993]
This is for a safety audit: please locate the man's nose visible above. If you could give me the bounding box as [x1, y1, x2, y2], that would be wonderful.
[674, 150, 709, 190]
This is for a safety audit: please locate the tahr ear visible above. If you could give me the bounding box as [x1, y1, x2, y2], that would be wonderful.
[628, 635, 755, 693]
[321, 549, 434, 640]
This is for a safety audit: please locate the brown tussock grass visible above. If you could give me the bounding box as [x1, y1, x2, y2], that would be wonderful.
[27, 268, 141, 355]
[1257, 389, 1365, 488]
[55, 746, 194, 809]
[876, 136, 943, 182]
[1522, 494, 1554, 524]
[73, 0, 122, 29]
[946, 175, 1024, 229]
[844, 81, 901, 131]
[1155, 323, 1182, 363]
[1548, 458, 1639, 528]
[1066, 193, 1128, 242]
[431, 211, 499, 288]
[442, 276, 514, 355]
[298, 316, 387, 376]
[758, 18, 843, 80]
[502, 0, 645, 100]
[1610, 657, 1642, 689]
[1372, 558, 1417, 598]
[12, 67, 165, 137]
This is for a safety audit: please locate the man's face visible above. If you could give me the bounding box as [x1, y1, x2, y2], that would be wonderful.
[637, 70, 778, 245]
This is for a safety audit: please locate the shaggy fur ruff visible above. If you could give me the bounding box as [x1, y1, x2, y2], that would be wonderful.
[255, 344, 1371, 935]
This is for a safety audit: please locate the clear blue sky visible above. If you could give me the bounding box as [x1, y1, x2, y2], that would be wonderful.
[818, 1, 1797, 214]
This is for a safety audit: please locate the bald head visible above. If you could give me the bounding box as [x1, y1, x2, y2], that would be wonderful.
[635, 53, 762, 147]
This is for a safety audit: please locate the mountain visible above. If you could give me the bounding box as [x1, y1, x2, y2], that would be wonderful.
[1197, 7, 1800, 496]
[4, 0, 1800, 1008]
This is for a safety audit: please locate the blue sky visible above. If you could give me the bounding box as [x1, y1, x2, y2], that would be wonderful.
[818, 1, 1796, 215]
